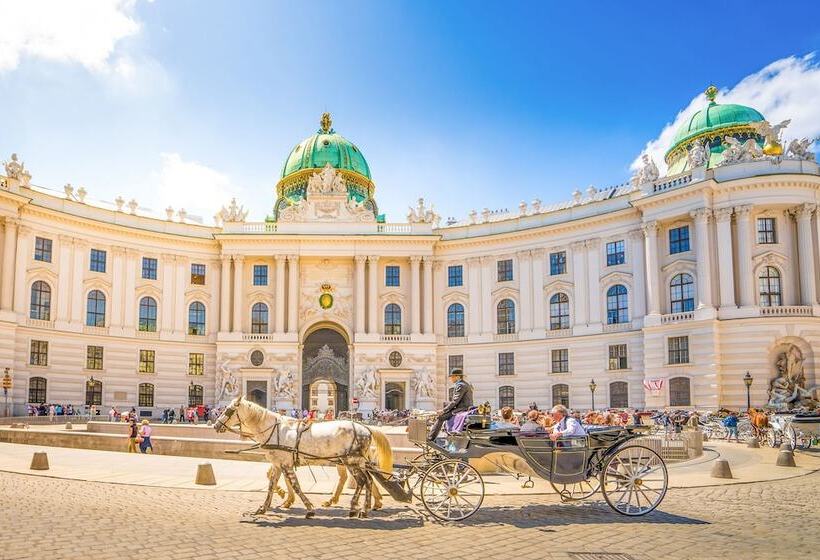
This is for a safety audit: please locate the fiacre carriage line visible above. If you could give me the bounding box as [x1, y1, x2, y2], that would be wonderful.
[214, 396, 668, 522]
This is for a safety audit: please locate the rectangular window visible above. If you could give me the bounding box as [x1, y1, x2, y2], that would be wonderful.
[551, 349, 569, 373]
[86, 345, 104, 370]
[138, 385, 154, 407]
[385, 265, 400, 287]
[606, 240, 625, 266]
[253, 265, 268, 286]
[188, 353, 204, 375]
[29, 340, 48, 366]
[668, 336, 690, 365]
[757, 218, 777, 244]
[497, 259, 513, 282]
[448, 355, 463, 374]
[608, 344, 628, 370]
[498, 352, 515, 375]
[141, 257, 157, 280]
[139, 350, 156, 374]
[89, 249, 106, 273]
[191, 263, 206, 285]
[447, 265, 463, 287]
[669, 226, 690, 254]
[549, 251, 566, 275]
[34, 237, 53, 263]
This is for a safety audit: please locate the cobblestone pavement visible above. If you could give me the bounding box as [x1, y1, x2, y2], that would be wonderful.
[1, 469, 817, 560]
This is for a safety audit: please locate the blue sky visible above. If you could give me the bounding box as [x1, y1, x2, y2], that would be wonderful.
[2, 1, 820, 223]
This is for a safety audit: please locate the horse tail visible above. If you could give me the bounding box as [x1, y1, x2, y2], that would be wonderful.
[368, 428, 393, 475]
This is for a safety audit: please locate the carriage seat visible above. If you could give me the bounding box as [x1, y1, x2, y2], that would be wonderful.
[465, 414, 491, 430]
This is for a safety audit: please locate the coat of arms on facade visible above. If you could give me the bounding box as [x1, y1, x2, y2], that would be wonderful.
[319, 283, 334, 309]
[278, 163, 375, 223]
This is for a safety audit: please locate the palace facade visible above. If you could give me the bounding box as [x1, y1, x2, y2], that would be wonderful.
[1, 91, 819, 416]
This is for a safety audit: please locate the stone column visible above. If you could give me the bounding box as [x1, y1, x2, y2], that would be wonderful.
[123, 249, 137, 331]
[467, 257, 482, 336]
[586, 239, 601, 323]
[56, 236, 73, 324]
[110, 246, 125, 329]
[643, 221, 660, 315]
[795, 203, 818, 305]
[367, 256, 380, 334]
[232, 255, 244, 333]
[0, 217, 18, 312]
[422, 256, 434, 334]
[219, 256, 231, 332]
[69, 239, 87, 326]
[410, 256, 421, 335]
[160, 255, 175, 332]
[275, 255, 287, 334]
[173, 256, 186, 335]
[629, 230, 646, 319]
[570, 241, 588, 324]
[518, 251, 533, 332]
[734, 205, 754, 307]
[354, 256, 367, 334]
[531, 249, 546, 331]
[690, 208, 714, 309]
[12, 225, 31, 315]
[286, 255, 299, 334]
[714, 207, 736, 308]
[480, 256, 494, 335]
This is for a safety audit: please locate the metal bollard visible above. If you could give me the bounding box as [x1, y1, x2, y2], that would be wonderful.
[710, 458, 733, 479]
[195, 463, 217, 485]
[30, 451, 50, 470]
[776, 443, 796, 467]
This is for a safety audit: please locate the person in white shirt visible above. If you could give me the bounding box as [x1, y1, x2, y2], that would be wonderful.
[549, 404, 586, 441]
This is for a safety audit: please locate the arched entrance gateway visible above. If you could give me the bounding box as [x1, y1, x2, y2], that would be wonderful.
[301, 327, 349, 414]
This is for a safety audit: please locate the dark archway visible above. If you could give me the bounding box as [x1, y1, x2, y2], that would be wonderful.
[301, 327, 349, 413]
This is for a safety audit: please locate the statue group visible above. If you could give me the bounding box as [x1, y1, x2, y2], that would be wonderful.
[767, 345, 819, 410]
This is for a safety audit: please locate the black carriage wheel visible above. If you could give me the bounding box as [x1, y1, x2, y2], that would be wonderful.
[550, 477, 601, 502]
[766, 428, 778, 448]
[601, 445, 667, 516]
[420, 459, 484, 522]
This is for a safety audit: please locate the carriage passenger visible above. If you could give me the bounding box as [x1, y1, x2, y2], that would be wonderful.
[549, 405, 586, 441]
[491, 406, 517, 429]
[520, 410, 542, 432]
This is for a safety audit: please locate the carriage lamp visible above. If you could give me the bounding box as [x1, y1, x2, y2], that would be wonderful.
[743, 371, 753, 410]
[589, 379, 597, 411]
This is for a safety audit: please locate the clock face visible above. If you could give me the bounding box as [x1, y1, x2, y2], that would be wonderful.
[319, 292, 333, 309]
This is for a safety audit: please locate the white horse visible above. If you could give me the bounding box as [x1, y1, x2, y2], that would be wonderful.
[214, 396, 392, 518]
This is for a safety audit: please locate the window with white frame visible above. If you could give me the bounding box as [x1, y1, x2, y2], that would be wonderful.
[549, 293, 570, 330]
[608, 344, 628, 370]
[497, 259, 513, 282]
[757, 217, 777, 244]
[758, 266, 782, 307]
[551, 348, 569, 373]
[606, 240, 625, 266]
[609, 381, 629, 408]
[668, 336, 689, 364]
[670, 273, 695, 313]
[446, 303, 465, 337]
[498, 352, 515, 375]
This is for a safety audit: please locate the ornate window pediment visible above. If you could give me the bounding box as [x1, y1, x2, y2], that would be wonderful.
[378, 289, 407, 306]
[753, 250, 788, 270]
[185, 288, 211, 304]
[441, 290, 468, 305]
[660, 258, 695, 274]
[135, 284, 162, 300]
[543, 279, 574, 295]
[245, 288, 270, 301]
[27, 266, 58, 285]
[491, 285, 519, 301]
[600, 270, 632, 288]
[83, 276, 112, 292]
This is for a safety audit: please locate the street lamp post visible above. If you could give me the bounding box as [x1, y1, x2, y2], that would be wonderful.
[743, 371, 753, 411]
[589, 379, 597, 411]
[86, 376, 95, 419]
[2, 368, 12, 417]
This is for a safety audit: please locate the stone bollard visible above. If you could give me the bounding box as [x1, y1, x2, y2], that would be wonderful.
[710, 459, 733, 479]
[30, 451, 50, 470]
[746, 437, 760, 448]
[195, 463, 217, 485]
[65, 422, 73, 430]
[776, 443, 797, 467]
[207, 420, 213, 426]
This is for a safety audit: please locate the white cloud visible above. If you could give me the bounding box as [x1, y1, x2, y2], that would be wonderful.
[150, 153, 243, 222]
[633, 53, 820, 174]
[0, 0, 141, 73]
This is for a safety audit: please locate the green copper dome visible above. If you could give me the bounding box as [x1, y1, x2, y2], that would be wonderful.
[280, 113, 371, 180]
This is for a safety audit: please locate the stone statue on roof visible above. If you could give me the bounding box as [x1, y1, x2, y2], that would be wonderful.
[630, 154, 659, 186]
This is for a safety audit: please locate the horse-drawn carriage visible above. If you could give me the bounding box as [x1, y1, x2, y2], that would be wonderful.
[389, 415, 668, 521]
[767, 412, 819, 449]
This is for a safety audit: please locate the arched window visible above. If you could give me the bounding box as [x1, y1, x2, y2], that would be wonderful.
[189, 384, 204, 406]
[28, 377, 47, 404]
[669, 377, 691, 407]
[86, 290, 106, 327]
[498, 386, 515, 408]
[29, 281, 51, 321]
[606, 285, 628, 324]
[447, 303, 465, 337]
[670, 273, 695, 313]
[549, 293, 570, 330]
[85, 379, 102, 406]
[251, 302, 269, 333]
[758, 266, 782, 307]
[138, 383, 154, 407]
[188, 302, 206, 336]
[384, 303, 402, 335]
[609, 381, 629, 409]
[496, 299, 516, 334]
[138, 297, 157, 332]
[552, 383, 569, 407]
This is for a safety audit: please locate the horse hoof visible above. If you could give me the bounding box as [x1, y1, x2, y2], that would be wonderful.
[305, 511, 315, 519]
[254, 507, 267, 515]
[321, 501, 331, 507]
[282, 501, 293, 509]
[373, 503, 382, 510]
[348, 511, 358, 518]
[358, 511, 368, 519]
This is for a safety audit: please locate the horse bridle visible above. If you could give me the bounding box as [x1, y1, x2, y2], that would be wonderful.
[215, 401, 279, 443]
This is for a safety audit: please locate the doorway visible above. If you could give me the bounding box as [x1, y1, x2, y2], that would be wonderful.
[385, 381, 406, 411]
[309, 379, 337, 412]
[301, 327, 349, 414]
[246, 380, 268, 408]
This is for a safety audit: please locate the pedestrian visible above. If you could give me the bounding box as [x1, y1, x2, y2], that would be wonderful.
[723, 411, 739, 442]
[138, 420, 153, 453]
[127, 419, 139, 453]
[48, 404, 55, 422]
[168, 408, 175, 423]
